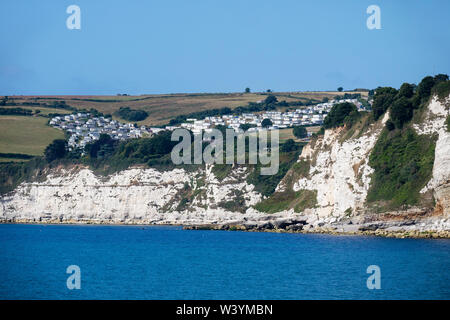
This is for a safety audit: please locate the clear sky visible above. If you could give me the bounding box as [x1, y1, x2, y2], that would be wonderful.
[1, 0, 449, 95]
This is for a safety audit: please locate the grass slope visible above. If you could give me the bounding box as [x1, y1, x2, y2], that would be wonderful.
[0, 116, 64, 155]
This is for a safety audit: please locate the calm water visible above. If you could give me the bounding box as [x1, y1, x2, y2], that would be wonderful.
[0, 224, 449, 300]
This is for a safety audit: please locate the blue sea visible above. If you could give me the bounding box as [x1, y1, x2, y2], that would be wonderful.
[0, 224, 449, 300]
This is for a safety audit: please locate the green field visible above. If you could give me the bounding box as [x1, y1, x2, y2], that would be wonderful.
[0, 116, 64, 155]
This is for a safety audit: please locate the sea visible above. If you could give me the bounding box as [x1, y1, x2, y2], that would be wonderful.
[0, 224, 449, 299]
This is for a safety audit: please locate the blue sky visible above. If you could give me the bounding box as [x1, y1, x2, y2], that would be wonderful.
[1, 0, 449, 95]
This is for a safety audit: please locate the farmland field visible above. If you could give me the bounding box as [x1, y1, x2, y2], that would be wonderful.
[6, 91, 367, 126]
[0, 116, 64, 155]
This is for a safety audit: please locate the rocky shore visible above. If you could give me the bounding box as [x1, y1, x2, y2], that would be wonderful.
[183, 220, 450, 239]
[3, 209, 449, 239]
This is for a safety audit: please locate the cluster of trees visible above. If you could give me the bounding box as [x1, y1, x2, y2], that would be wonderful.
[84, 134, 116, 159]
[280, 139, 300, 152]
[44, 139, 68, 162]
[372, 74, 449, 130]
[48, 101, 77, 111]
[293, 126, 308, 139]
[0, 107, 33, 116]
[323, 102, 360, 129]
[0, 96, 8, 106]
[42, 130, 178, 174]
[261, 118, 273, 128]
[0, 153, 34, 160]
[333, 93, 361, 100]
[115, 107, 148, 122]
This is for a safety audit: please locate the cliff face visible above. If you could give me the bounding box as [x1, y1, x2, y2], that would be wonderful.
[274, 95, 449, 232]
[415, 97, 450, 217]
[287, 112, 388, 218]
[1, 95, 449, 235]
[0, 166, 262, 224]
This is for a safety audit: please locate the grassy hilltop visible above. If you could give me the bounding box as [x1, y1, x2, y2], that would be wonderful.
[7, 91, 367, 126]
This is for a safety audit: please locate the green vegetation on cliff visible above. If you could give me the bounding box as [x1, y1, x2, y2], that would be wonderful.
[367, 127, 436, 208]
[246, 146, 302, 197]
[253, 189, 317, 214]
[323, 102, 360, 129]
[365, 75, 449, 210]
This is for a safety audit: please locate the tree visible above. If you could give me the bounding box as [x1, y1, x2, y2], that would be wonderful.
[264, 95, 278, 105]
[434, 74, 449, 84]
[45, 139, 67, 162]
[323, 102, 358, 129]
[390, 97, 413, 129]
[293, 126, 308, 139]
[245, 87, 251, 93]
[266, 89, 272, 93]
[371, 87, 398, 120]
[337, 87, 343, 92]
[261, 118, 273, 128]
[85, 134, 115, 158]
[322, 97, 329, 103]
[417, 76, 435, 103]
[398, 83, 414, 99]
[239, 123, 256, 132]
[115, 107, 148, 122]
[280, 139, 297, 152]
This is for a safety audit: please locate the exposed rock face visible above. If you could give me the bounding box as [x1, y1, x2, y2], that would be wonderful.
[0, 166, 262, 225]
[290, 113, 387, 218]
[415, 97, 450, 217]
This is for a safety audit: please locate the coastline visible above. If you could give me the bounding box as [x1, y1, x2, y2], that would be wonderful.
[2, 218, 449, 239]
